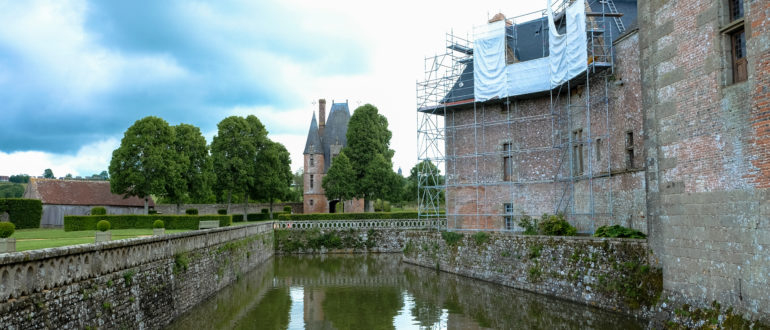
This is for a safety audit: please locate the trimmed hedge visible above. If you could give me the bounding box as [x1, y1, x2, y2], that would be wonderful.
[232, 212, 289, 222]
[64, 215, 232, 231]
[283, 206, 292, 213]
[185, 208, 198, 215]
[277, 212, 421, 221]
[0, 198, 43, 229]
[91, 207, 107, 215]
[217, 209, 227, 215]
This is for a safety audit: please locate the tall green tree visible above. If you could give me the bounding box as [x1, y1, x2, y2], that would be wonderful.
[211, 115, 267, 217]
[109, 116, 179, 213]
[322, 152, 355, 211]
[8, 174, 30, 183]
[43, 169, 54, 179]
[407, 160, 444, 203]
[251, 141, 292, 219]
[167, 124, 213, 214]
[342, 104, 397, 211]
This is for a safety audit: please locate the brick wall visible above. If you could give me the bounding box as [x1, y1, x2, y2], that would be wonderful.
[640, 0, 770, 322]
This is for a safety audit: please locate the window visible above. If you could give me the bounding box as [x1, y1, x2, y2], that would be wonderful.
[503, 143, 513, 181]
[595, 138, 602, 162]
[309, 199, 314, 206]
[724, 0, 747, 83]
[310, 155, 314, 167]
[310, 174, 314, 189]
[504, 203, 514, 230]
[572, 129, 584, 176]
[625, 131, 634, 169]
[731, 28, 747, 83]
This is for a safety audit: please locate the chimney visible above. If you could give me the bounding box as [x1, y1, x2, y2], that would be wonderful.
[318, 98, 326, 137]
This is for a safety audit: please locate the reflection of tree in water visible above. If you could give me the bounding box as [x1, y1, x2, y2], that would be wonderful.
[411, 300, 442, 327]
[322, 287, 403, 330]
[232, 288, 291, 330]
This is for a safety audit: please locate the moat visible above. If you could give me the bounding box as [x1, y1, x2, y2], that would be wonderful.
[167, 254, 643, 329]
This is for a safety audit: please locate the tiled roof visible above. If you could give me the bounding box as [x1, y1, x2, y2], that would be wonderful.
[24, 178, 154, 207]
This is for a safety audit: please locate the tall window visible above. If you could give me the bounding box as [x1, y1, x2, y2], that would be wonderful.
[503, 143, 513, 181]
[504, 203, 514, 230]
[725, 0, 747, 83]
[625, 131, 635, 169]
[572, 129, 584, 176]
[310, 155, 314, 167]
[310, 174, 314, 189]
[595, 138, 602, 162]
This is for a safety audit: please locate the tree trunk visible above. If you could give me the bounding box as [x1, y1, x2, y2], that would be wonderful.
[364, 196, 369, 213]
[226, 191, 232, 215]
[144, 198, 149, 215]
[176, 202, 181, 215]
[269, 199, 274, 220]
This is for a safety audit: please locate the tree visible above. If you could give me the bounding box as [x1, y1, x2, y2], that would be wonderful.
[0, 184, 24, 198]
[167, 124, 213, 214]
[8, 174, 30, 183]
[43, 169, 54, 179]
[285, 168, 303, 202]
[211, 115, 266, 217]
[109, 116, 179, 214]
[322, 152, 355, 211]
[407, 160, 444, 205]
[342, 104, 397, 211]
[251, 141, 292, 219]
[64, 173, 73, 180]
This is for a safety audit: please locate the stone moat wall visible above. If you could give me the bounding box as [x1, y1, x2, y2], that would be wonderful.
[0, 223, 274, 329]
[402, 231, 660, 320]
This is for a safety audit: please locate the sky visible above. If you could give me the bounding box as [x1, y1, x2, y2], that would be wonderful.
[0, 0, 549, 178]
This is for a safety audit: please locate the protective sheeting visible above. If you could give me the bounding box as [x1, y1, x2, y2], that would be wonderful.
[471, 0, 588, 101]
[548, 0, 588, 86]
[473, 20, 507, 101]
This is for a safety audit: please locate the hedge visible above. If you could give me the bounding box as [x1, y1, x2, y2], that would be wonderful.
[276, 212, 422, 221]
[91, 207, 107, 215]
[232, 212, 289, 222]
[63, 215, 232, 231]
[0, 198, 43, 229]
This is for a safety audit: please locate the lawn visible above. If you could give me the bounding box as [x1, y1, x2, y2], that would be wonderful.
[12, 228, 192, 252]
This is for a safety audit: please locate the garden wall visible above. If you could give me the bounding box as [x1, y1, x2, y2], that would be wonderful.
[402, 231, 661, 319]
[154, 202, 302, 215]
[0, 222, 274, 329]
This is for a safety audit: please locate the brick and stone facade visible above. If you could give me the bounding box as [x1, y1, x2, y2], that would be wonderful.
[302, 99, 364, 213]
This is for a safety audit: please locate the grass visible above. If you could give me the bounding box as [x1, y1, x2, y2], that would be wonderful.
[12, 228, 191, 252]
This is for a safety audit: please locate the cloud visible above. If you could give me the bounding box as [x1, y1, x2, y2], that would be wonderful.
[0, 138, 119, 177]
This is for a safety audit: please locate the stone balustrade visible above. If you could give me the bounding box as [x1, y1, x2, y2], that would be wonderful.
[274, 218, 446, 230]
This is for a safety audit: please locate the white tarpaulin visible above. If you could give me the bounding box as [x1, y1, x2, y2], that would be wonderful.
[471, 0, 587, 101]
[473, 20, 507, 101]
[548, 0, 588, 87]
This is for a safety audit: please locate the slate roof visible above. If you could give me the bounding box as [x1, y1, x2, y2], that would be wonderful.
[441, 0, 638, 105]
[23, 178, 154, 207]
[303, 101, 352, 172]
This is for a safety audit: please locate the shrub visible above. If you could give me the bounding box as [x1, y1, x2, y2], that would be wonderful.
[518, 214, 538, 235]
[153, 220, 165, 229]
[97, 220, 111, 232]
[283, 206, 292, 213]
[261, 208, 268, 214]
[63, 215, 232, 231]
[0, 198, 42, 229]
[538, 213, 577, 236]
[91, 207, 107, 215]
[594, 225, 646, 239]
[217, 209, 227, 215]
[472, 231, 490, 245]
[277, 212, 421, 221]
[148, 210, 158, 215]
[441, 231, 464, 246]
[0, 222, 15, 238]
[185, 208, 198, 215]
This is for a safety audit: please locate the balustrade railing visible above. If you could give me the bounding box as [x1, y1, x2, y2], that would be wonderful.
[274, 219, 446, 230]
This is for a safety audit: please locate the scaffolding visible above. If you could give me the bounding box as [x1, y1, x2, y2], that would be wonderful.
[416, 0, 625, 232]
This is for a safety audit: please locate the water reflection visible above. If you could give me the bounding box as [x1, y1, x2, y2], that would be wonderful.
[167, 254, 643, 329]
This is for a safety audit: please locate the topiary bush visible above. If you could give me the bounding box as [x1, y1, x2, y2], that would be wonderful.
[185, 208, 198, 215]
[594, 225, 646, 239]
[0, 222, 15, 238]
[538, 213, 577, 236]
[261, 208, 268, 214]
[217, 209, 227, 215]
[153, 220, 165, 229]
[0, 198, 42, 229]
[97, 220, 111, 232]
[91, 207, 107, 215]
[283, 206, 292, 213]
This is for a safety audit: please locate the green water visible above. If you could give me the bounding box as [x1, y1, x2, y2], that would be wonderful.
[167, 254, 644, 329]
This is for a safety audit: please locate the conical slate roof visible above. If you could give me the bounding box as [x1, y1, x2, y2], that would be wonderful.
[321, 102, 351, 171]
[303, 113, 322, 154]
